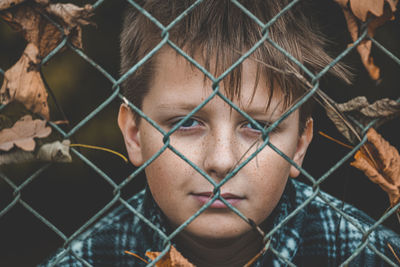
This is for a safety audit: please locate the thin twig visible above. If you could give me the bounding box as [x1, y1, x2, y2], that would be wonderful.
[318, 131, 354, 149]
[70, 144, 128, 163]
[243, 239, 271, 267]
[40, 69, 69, 123]
[124, 250, 149, 264]
[387, 243, 400, 264]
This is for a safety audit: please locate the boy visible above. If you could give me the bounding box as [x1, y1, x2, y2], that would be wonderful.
[42, 0, 400, 266]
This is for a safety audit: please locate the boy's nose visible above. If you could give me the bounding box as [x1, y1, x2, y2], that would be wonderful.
[203, 129, 238, 181]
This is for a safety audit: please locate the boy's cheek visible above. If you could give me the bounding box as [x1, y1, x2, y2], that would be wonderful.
[139, 127, 170, 160]
[145, 150, 192, 186]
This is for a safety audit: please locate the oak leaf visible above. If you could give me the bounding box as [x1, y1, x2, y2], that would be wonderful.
[326, 96, 400, 144]
[334, 0, 398, 80]
[351, 128, 400, 208]
[145, 246, 195, 267]
[0, 43, 49, 119]
[0, 114, 51, 151]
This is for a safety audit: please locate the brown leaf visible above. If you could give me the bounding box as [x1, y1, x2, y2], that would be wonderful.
[0, 115, 51, 151]
[326, 96, 400, 144]
[357, 40, 380, 81]
[334, 0, 398, 80]
[146, 246, 195, 267]
[0, 1, 93, 58]
[0, 0, 26, 10]
[334, 0, 398, 22]
[45, 3, 93, 30]
[1, 4, 42, 47]
[351, 128, 400, 208]
[0, 1, 93, 118]
[1, 3, 59, 58]
[341, 8, 359, 41]
[43, 3, 93, 53]
[0, 43, 49, 119]
[349, 0, 385, 21]
[334, 0, 349, 7]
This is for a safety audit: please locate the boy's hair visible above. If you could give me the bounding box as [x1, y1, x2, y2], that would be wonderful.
[120, 0, 350, 133]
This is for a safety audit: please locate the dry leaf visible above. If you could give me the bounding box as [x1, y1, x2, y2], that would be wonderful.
[0, 139, 71, 165]
[0, 1, 93, 58]
[0, 114, 51, 151]
[0, 0, 26, 10]
[351, 128, 400, 208]
[333, 0, 398, 80]
[326, 96, 400, 144]
[37, 139, 71, 162]
[45, 3, 93, 30]
[0, 43, 49, 119]
[348, 0, 386, 21]
[146, 246, 195, 267]
[0, 1, 93, 118]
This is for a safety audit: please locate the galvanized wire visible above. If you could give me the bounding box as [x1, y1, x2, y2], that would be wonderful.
[0, 0, 399, 266]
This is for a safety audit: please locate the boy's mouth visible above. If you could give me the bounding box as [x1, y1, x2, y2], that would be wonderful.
[191, 192, 244, 208]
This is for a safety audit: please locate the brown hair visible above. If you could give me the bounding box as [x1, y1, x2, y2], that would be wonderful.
[120, 0, 350, 133]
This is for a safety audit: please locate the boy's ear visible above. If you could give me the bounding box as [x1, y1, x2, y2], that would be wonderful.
[289, 118, 313, 178]
[118, 104, 144, 166]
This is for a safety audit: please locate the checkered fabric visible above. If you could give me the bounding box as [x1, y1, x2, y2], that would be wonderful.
[40, 179, 400, 267]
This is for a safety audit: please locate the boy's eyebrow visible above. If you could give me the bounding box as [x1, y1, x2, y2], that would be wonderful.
[156, 103, 199, 111]
[239, 104, 284, 120]
[156, 102, 284, 120]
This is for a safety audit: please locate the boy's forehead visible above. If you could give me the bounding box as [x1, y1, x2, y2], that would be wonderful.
[152, 47, 287, 114]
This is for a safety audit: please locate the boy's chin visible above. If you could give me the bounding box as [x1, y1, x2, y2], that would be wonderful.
[181, 215, 256, 243]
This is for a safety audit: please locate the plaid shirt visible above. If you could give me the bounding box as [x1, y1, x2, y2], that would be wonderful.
[41, 179, 400, 267]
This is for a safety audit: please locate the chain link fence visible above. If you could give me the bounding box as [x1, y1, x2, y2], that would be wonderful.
[1, 0, 399, 266]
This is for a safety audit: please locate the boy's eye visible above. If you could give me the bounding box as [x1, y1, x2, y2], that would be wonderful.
[181, 118, 199, 128]
[172, 118, 201, 131]
[243, 120, 270, 132]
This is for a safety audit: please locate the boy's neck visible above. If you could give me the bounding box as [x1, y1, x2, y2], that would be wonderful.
[174, 229, 263, 267]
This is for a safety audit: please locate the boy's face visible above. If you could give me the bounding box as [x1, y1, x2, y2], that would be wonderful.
[119, 49, 313, 241]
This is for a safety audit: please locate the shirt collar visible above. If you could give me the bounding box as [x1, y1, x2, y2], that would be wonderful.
[139, 185, 172, 252]
[257, 179, 306, 266]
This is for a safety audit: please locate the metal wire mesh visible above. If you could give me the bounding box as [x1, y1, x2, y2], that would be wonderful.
[1, 0, 399, 266]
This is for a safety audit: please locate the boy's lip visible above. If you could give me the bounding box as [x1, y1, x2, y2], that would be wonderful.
[191, 192, 244, 208]
[193, 192, 243, 199]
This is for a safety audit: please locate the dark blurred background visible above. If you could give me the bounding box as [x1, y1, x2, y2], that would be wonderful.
[0, 0, 399, 266]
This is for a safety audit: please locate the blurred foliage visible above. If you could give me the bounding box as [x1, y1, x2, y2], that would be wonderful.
[0, 0, 399, 266]
[0, 1, 142, 265]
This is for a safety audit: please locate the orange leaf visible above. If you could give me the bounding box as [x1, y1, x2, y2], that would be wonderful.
[350, 128, 400, 208]
[145, 246, 195, 267]
[349, 0, 385, 22]
[334, 0, 398, 80]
